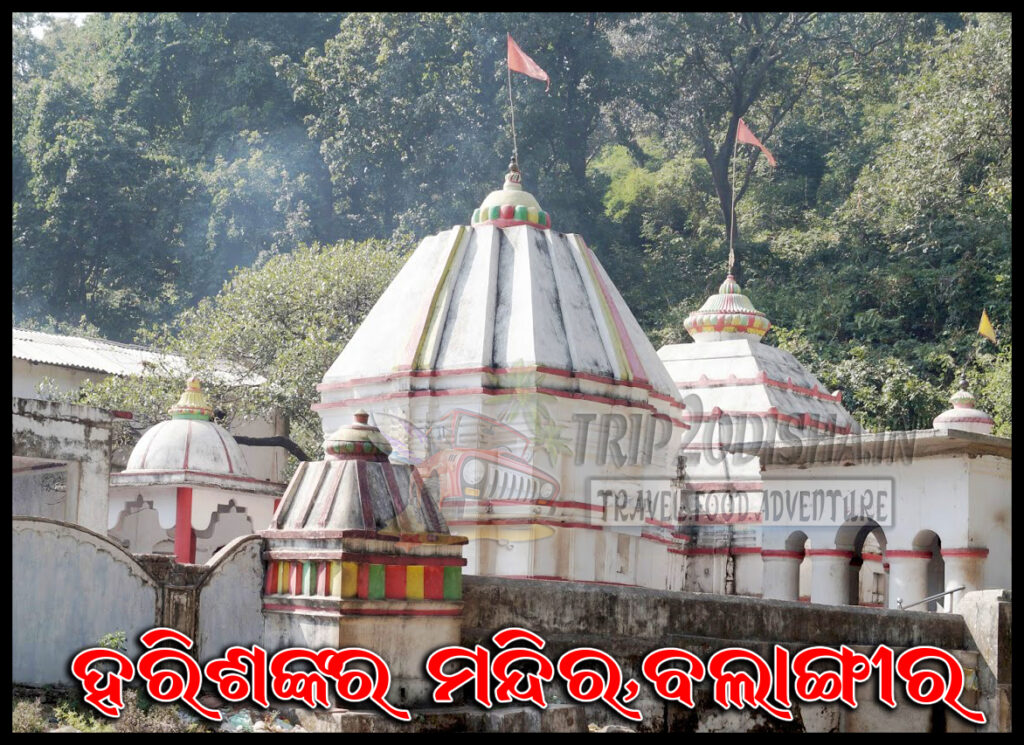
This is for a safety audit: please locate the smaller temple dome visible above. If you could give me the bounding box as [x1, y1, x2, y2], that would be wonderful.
[683, 274, 771, 343]
[933, 376, 994, 435]
[470, 160, 551, 230]
[123, 377, 250, 476]
[323, 409, 393, 460]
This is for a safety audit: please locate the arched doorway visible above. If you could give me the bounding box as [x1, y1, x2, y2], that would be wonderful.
[913, 529, 945, 611]
[835, 518, 887, 606]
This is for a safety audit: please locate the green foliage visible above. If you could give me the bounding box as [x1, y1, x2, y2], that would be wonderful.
[13, 12, 1012, 436]
[97, 630, 127, 652]
[54, 700, 116, 733]
[75, 239, 407, 460]
[11, 698, 47, 733]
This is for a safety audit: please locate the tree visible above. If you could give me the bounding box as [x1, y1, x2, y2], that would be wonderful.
[613, 12, 932, 283]
[275, 12, 630, 242]
[73, 239, 409, 461]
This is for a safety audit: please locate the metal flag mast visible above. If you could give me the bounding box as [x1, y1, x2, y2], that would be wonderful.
[507, 58, 519, 170]
[728, 130, 738, 274]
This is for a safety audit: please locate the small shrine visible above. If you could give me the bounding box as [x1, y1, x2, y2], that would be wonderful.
[933, 376, 995, 435]
[657, 275, 860, 594]
[261, 410, 466, 705]
[108, 377, 283, 563]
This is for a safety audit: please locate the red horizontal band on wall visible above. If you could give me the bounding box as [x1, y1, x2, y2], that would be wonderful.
[861, 552, 883, 562]
[264, 550, 466, 567]
[262, 603, 461, 617]
[316, 364, 685, 410]
[313, 386, 687, 429]
[761, 550, 805, 560]
[446, 518, 604, 531]
[731, 547, 764, 555]
[885, 550, 934, 559]
[805, 549, 854, 558]
[940, 548, 990, 558]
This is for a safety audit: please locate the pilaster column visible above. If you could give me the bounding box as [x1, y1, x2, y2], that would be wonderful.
[761, 549, 803, 601]
[174, 486, 196, 563]
[941, 548, 988, 613]
[808, 549, 852, 606]
[886, 549, 932, 610]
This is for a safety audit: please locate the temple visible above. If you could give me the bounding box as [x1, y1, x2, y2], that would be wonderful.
[11, 158, 1012, 732]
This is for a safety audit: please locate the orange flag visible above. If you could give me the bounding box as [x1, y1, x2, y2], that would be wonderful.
[736, 118, 777, 167]
[507, 33, 549, 92]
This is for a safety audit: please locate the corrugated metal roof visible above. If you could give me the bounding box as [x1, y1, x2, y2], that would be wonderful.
[11, 327, 263, 384]
[12, 327, 181, 376]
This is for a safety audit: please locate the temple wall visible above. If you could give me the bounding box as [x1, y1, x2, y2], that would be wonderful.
[195, 535, 265, 661]
[461, 576, 1007, 732]
[12, 517, 159, 685]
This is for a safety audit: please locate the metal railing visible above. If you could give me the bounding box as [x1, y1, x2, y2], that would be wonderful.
[896, 586, 966, 611]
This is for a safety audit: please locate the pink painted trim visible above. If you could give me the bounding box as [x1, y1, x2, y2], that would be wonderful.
[861, 552, 883, 563]
[313, 386, 687, 428]
[316, 460, 345, 529]
[885, 550, 933, 559]
[638, 532, 684, 547]
[264, 551, 465, 567]
[474, 218, 547, 229]
[732, 547, 763, 555]
[674, 372, 843, 403]
[442, 497, 602, 513]
[940, 548, 990, 558]
[182, 421, 192, 470]
[670, 547, 731, 556]
[446, 518, 603, 531]
[688, 512, 763, 525]
[115, 468, 286, 487]
[686, 481, 763, 492]
[679, 407, 853, 435]
[262, 603, 461, 617]
[805, 549, 854, 558]
[580, 237, 648, 386]
[761, 550, 805, 560]
[211, 425, 235, 474]
[260, 529, 397, 541]
[318, 364, 684, 410]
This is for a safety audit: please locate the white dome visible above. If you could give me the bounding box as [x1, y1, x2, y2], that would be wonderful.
[125, 418, 252, 477]
[321, 223, 680, 403]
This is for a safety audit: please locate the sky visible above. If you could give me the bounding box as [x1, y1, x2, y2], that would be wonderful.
[30, 12, 90, 38]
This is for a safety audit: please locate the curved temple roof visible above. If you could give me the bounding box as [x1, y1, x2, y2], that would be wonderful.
[321, 223, 680, 404]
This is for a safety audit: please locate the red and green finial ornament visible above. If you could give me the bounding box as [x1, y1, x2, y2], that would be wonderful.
[471, 158, 551, 230]
[169, 376, 214, 420]
[323, 409, 394, 461]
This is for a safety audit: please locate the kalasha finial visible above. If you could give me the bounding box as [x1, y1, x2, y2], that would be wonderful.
[504, 158, 523, 189]
[959, 372, 969, 390]
[169, 376, 214, 420]
[354, 409, 370, 425]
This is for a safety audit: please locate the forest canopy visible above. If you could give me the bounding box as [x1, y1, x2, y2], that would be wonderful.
[12, 12, 1011, 445]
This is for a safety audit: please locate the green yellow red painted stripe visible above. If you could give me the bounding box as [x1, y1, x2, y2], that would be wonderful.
[266, 560, 462, 601]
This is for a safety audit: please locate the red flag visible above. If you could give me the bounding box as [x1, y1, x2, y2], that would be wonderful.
[736, 118, 777, 167]
[507, 33, 549, 92]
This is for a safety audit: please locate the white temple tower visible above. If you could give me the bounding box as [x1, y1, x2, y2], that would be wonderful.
[316, 164, 688, 589]
[657, 275, 860, 595]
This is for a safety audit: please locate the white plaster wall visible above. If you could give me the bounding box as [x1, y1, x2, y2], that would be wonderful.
[967, 455, 1012, 590]
[12, 358, 99, 400]
[12, 518, 158, 685]
[195, 535, 265, 662]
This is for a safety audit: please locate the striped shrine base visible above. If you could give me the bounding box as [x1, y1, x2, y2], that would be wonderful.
[264, 559, 462, 602]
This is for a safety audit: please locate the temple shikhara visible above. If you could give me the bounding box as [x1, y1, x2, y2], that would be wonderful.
[11, 158, 1012, 731]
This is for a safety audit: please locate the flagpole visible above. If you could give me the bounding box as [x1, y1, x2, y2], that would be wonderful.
[728, 128, 738, 274]
[507, 59, 519, 168]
